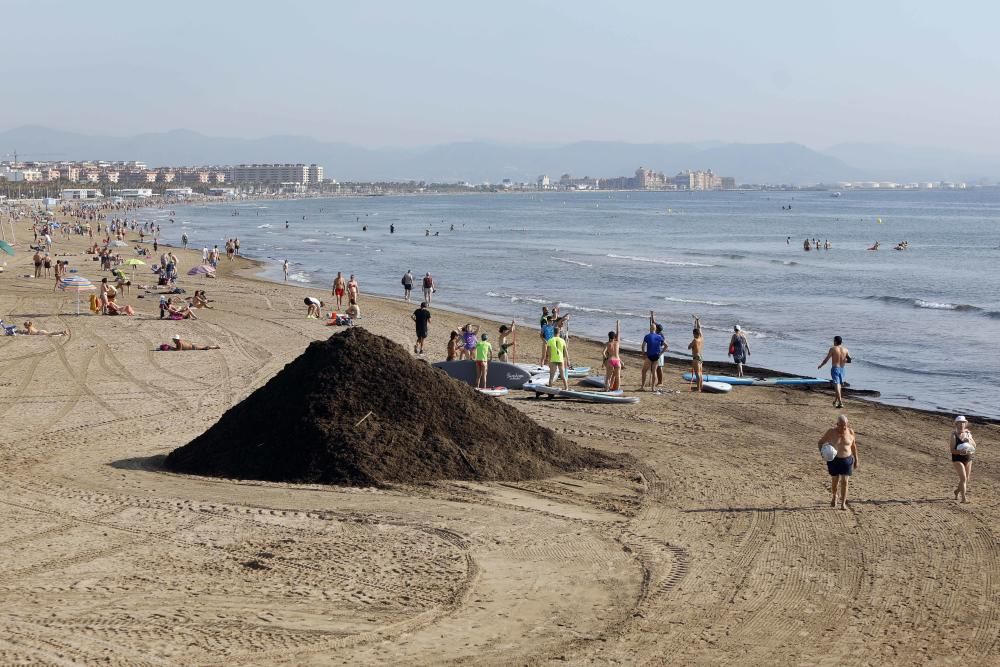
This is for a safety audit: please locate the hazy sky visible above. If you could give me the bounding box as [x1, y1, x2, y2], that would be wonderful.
[3, 0, 999, 151]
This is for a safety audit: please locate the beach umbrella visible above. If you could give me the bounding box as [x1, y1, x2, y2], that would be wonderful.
[188, 264, 215, 282]
[123, 257, 146, 281]
[58, 275, 97, 315]
[0, 240, 13, 256]
[187, 265, 215, 277]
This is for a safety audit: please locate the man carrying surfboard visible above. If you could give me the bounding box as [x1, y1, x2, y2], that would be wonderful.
[818, 335, 851, 409]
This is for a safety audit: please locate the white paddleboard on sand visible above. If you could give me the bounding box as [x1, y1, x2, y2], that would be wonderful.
[477, 387, 509, 397]
[523, 384, 640, 404]
[701, 381, 733, 394]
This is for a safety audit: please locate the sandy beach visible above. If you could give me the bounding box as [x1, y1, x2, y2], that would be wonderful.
[1, 210, 998, 665]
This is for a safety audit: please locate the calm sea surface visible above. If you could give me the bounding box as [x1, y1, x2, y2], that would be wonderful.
[150, 190, 1000, 418]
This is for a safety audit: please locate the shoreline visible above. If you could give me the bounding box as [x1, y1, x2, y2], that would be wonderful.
[220, 242, 999, 426]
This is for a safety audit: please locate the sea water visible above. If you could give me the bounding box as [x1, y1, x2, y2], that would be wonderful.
[154, 190, 1000, 418]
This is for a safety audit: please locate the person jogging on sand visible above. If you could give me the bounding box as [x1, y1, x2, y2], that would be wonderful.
[818, 414, 860, 510]
[818, 335, 851, 408]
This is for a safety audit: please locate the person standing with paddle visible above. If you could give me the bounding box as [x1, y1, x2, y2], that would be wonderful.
[498, 321, 516, 362]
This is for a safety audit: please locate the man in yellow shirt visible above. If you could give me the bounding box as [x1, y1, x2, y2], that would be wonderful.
[474, 333, 493, 388]
[545, 333, 569, 390]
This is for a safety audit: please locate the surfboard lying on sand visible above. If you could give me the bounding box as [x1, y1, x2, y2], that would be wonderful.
[701, 381, 733, 394]
[581, 375, 607, 388]
[682, 372, 829, 387]
[433, 360, 532, 389]
[477, 387, 509, 397]
[522, 383, 640, 404]
[518, 364, 590, 378]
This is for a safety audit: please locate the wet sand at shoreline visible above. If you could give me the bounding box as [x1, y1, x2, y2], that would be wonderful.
[0, 214, 998, 665]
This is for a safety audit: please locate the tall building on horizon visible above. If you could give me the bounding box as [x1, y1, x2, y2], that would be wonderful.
[228, 163, 324, 184]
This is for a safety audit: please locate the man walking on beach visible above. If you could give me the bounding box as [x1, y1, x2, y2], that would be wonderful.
[412, 301, 431, 355]
[402, 270, 413, 302]
[818, 335, 851, 408]
[332, 272, 346, 308]
[818, 414, 860, 510]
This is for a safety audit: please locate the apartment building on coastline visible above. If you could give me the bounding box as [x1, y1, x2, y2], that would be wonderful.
[540, 167, 736, 191]
[228, 164, 324, 185]
[0, 159, 323, 187]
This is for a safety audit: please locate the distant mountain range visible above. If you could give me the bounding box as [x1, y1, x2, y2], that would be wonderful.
[1, 125, 997, 185]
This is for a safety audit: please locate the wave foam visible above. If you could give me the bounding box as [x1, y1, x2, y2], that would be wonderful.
[550, 256, 593, 268]
[663, 296, 732, 307]
[607, 253, 715, 267]
[866, 295, 987, 314]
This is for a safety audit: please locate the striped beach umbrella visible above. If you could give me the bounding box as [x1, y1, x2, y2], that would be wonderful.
[58, 275, 97, 315]
[187, 264, 215, 282]
[0, 240, 14, 256]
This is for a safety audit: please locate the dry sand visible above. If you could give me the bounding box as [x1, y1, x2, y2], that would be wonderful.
[0, 212, 998, 665]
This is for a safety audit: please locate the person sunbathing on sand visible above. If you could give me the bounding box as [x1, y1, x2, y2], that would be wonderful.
[167, 334, 219, 351]
[187, 290, 213, 309]
[20, 320, 68, 336]
[166, 297, 198, 320]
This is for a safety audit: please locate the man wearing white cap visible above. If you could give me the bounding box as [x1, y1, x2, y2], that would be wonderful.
[818, 414, 860, 510]
[950, 416, 976, 504]
[728, 324, 750, 377]
[169, 334, 220, 351]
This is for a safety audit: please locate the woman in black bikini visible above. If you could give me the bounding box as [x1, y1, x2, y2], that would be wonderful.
[950, 416, 976, 504]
